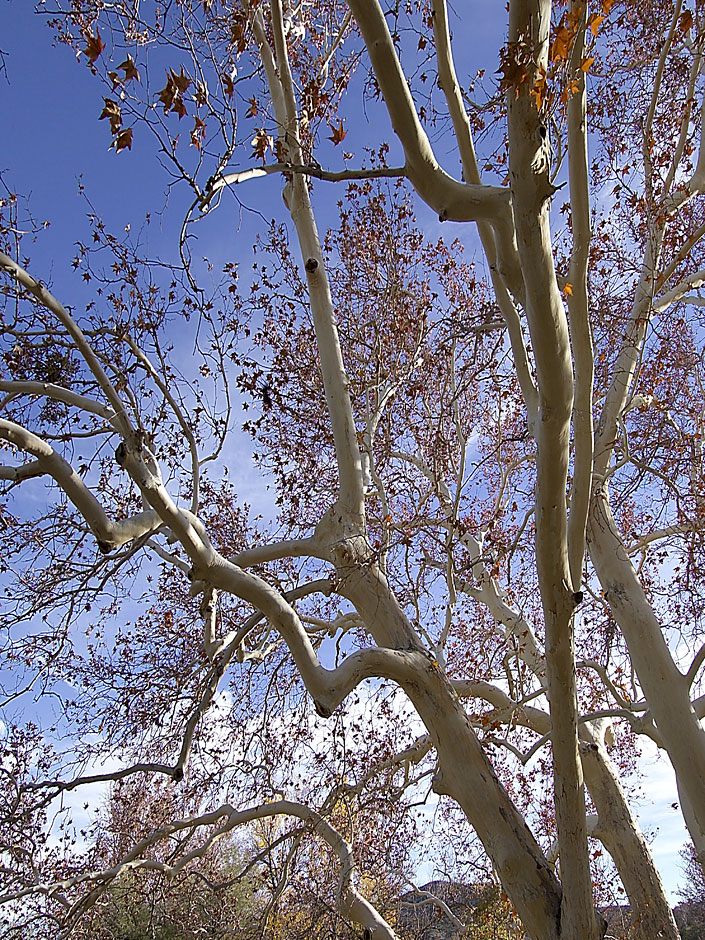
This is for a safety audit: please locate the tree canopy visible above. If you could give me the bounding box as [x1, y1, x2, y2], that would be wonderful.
[1, 2, 705, 938]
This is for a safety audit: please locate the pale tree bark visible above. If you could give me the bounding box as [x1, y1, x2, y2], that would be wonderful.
[247, 5, 569, 935]
[588, 487, 705, 861]
[4, 3, 699, 938]
[579, 722, 679, 940]
[251, 0, 365, 524]
[585, 1, 705, 863]
[430, 0, 538, 423]
[1, 54, 566, 940]
[505, 1, 597, 935]
[565, 0, 594, 590]
[453, 682, 678, 940]
[358, 431, 675, 936]
[336, 564, 564, 940]
[338, 0, 600, 934]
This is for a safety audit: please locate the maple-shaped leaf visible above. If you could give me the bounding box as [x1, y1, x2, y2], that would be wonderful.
[172, 67, 191, 95]
[190, 116, 206, 149]
[115, 128, 133, 153]
[222, 72, 235, 98]
[99, 98, 122, 135]
[588, 13, 605, 36]
[497, 58, 529, 97]
[581, 56, 595, 73]
[83, 30, 105, 64]
[328, 121, 347, 145]
[158, 68, 192, 118]
[602, 0, 616, 10]
[679, 9, 694, 33]
[158, 80, 176, 113]
[118, 56, 140, 83]
[251, 128, 274, 164]
[530, 65, 550, 112]
[497, 38, 533, 98]
[245, 96, 259, 118]
[550, 24, 574, 62]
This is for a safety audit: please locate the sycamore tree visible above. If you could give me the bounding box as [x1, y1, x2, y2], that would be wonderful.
[1, 1, 705, 938]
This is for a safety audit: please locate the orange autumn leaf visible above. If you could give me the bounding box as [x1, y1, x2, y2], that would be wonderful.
[588, 13, 605, 36]
[530, 66, 549, 112]
[679, 10, 694, 33]
[328, 121, 347, 145]
[551, 25, 574, 62]
[83, 30, 105, 64]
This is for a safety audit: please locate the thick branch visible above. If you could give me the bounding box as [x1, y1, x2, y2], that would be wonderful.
[251, 1, 365, 519]
[0, 380, 119, 426]
[346, 0, 510, 223]
[0, 252, 133, 437]
[565, 4, 594, 589]
[653, 268, 705, 312]
[507, 1, 593, 933]
[0, 418, 159, 552]
[205, 161, 406, 204]
[430, 0, 536, 419]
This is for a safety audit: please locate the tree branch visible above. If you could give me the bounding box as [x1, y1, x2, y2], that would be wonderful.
[345, 0, 510, 223]
[0, 418, 160, 553]
[565, 2, 594, 590]
[0, 252, 133, 437]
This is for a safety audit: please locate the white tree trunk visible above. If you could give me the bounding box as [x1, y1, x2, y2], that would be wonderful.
[338, 561, 564, 940]
[588, 486, 705, 861]
[580, 723, 679, 940]
[506, 1, 598, 934]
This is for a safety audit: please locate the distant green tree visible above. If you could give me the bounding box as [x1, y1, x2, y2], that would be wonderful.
[68, 778, 262, 940]
[73, 854, 260, 940]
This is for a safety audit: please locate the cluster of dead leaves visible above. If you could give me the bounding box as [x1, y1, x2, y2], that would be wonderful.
[84, 31, 138, 152]
[251, 128, 275, 164]
[157, 67, 209, 150]
[158, 67, 192, 119]
[84, 28, 208, 153]
[498, 0, 617, 115]
[98, 100, 133, 154]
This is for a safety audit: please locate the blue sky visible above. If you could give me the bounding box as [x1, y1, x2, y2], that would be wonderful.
[1, 0, 689, 906]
